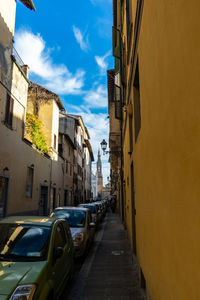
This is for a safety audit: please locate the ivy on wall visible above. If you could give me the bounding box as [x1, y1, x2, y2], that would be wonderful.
[25, 113, 49, 154]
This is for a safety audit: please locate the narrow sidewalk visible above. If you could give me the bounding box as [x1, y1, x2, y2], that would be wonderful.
[66, 211, 146, 300]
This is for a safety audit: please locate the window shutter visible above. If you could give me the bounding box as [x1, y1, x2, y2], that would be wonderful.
[9, 97, 14, 127]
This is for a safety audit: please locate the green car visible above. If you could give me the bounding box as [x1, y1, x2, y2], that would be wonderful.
[0, 216, 74, 300]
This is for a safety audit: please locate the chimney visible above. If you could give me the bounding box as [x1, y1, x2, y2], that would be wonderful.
[21, 65, 29, 78]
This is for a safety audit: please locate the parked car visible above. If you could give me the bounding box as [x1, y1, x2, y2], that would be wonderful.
[0, 216, 74, 300]
[78, 203, 100, 229]
[51, 207, 95, 258]
[94, 201, 106, 221]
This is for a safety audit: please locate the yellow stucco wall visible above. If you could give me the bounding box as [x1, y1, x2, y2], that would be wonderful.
[123, 114, 134, 245]
[37, 98, 53, 150]
[0, 76, 64, 215]
[122, 0, 200, 299]
[0, 120, 65, 215]
[27, 89, 60, 161]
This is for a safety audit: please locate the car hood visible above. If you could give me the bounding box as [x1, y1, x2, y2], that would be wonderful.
[70, 227, 84, 238]
[0, 260, 46, 296]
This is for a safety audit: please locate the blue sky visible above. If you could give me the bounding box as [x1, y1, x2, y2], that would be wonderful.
[15, 0, 114, 184]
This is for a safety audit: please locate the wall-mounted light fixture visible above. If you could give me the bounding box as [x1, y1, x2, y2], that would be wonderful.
[100, 139, 121, 155]
[100, 139, 109, 155]
[30, 164, 34, 168]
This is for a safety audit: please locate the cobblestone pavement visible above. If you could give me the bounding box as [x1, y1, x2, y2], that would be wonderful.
[62, 211, 146, 300]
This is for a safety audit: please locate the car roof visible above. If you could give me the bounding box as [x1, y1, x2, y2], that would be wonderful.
[54, 206, 89, 212]
[0, 216, 57, 227]
[79, 203, 95, 206]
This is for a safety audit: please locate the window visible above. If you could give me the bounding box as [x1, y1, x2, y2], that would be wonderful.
[70, 165, 72, 176]
[0, 224, 50, 261]
[54, 134, 57, 149]
[66, 161, 68, 174]
[58, 144, 63, 157]
[52, 187, 56, 209]
[126, 0, 131, 44]
[133, 59, 141, 142]
[53, 224, 67, 249]
[5, 93, 14, 128]
[26, 167, 34, 198]
[62, 222, 71, 243]
[129, 115, 133, 153]
[0, 176, 8, 218]
[87, 213, 91, 228]
[115, 85, 121, 120]
[121, 40, 127, 87]
[78, 165, 82, 177]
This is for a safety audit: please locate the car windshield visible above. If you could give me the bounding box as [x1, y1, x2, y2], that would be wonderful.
[52, 210, 86, 228]
[82, 205, 95, 214]
[0, 223, 51, 262]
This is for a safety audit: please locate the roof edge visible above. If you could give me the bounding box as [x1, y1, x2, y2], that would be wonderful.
[19, 0, 36, 11]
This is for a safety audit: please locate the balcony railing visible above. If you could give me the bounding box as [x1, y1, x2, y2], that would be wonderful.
[12, 46, 25, 67]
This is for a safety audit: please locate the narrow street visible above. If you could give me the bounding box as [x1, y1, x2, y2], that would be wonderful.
[61, 211, 146, 300]
[1, 0, 200, 298]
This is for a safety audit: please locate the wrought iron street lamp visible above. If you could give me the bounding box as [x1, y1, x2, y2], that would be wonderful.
[100, 139, 121, 155]
[100, 139, 109, 155]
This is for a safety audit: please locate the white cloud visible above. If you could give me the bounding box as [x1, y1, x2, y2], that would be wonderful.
[95, 50, 111, 74]
[14, 29, 85, 95]
[83, 85, 108, 108]
[72, 26, 89, 52]
[46, 70, 85, 95]
[95, 56, 107, 70]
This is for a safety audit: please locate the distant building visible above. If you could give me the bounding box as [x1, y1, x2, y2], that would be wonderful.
[102, 182, 111, 200]
[91, 172, 97, 200]
[96, 150, 103, 199]
[68, 114, 94, 205]
[84, 137, 94, 202]
[59, 112, 76, 206]
[27, 82, 64, 161]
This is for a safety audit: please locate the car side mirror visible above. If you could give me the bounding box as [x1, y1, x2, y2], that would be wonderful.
[54, 247, 64, 260]
[89, 222, 96, 228]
